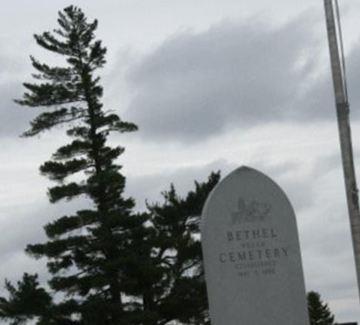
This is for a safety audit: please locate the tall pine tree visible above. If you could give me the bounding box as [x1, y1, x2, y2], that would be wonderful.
[0, 6, 222, 324]
[307, 291, 336, 325]
[6, 5, 142, 324]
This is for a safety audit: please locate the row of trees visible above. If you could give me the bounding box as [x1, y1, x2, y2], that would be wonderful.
[0, 5, 339, 325]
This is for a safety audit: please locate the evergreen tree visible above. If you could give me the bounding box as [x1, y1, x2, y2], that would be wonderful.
[0, 6, 222, 324]
[307, 291, 336, 325]
[0, 172, 219, 325]
[127, 172, 220, 325]
[0, 273, 52, 325]
[3, 6, 142, 324]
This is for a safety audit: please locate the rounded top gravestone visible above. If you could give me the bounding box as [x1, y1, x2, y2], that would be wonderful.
[201, 166, 309, 325]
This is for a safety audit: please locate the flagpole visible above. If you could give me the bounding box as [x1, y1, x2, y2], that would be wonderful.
[324, 0, 360, 300]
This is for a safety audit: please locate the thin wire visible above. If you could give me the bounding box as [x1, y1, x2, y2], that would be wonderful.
[335, 0, 349, 103]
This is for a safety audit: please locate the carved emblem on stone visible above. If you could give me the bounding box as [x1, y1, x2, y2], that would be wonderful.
[231, 198, 271, 224]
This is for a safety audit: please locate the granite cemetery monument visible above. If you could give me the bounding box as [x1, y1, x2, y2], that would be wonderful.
[201, 166, 309, 325]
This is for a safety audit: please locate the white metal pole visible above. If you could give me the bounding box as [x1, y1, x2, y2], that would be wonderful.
[324, 0, 360, 300]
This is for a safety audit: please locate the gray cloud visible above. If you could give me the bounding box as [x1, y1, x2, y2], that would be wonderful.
[126, 159, 236, 211]
[346, 40, 360, 110]
[124, 9, 360, 145]
[0, 198, 92, 294]
[124, 14, 328, 142]
[0, 81, 36, 137]
[125, 157, 317, 218]
[0, 199, 90, 261]
[0, 52, 36, 137]
[297, 38, 360, 125]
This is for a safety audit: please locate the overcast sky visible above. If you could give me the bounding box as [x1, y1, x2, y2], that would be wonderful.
[1, 0, 360, 323]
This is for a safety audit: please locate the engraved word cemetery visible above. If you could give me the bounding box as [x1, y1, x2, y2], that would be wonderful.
[201, 167, 310, 325]
[200, 1, 360, 323]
